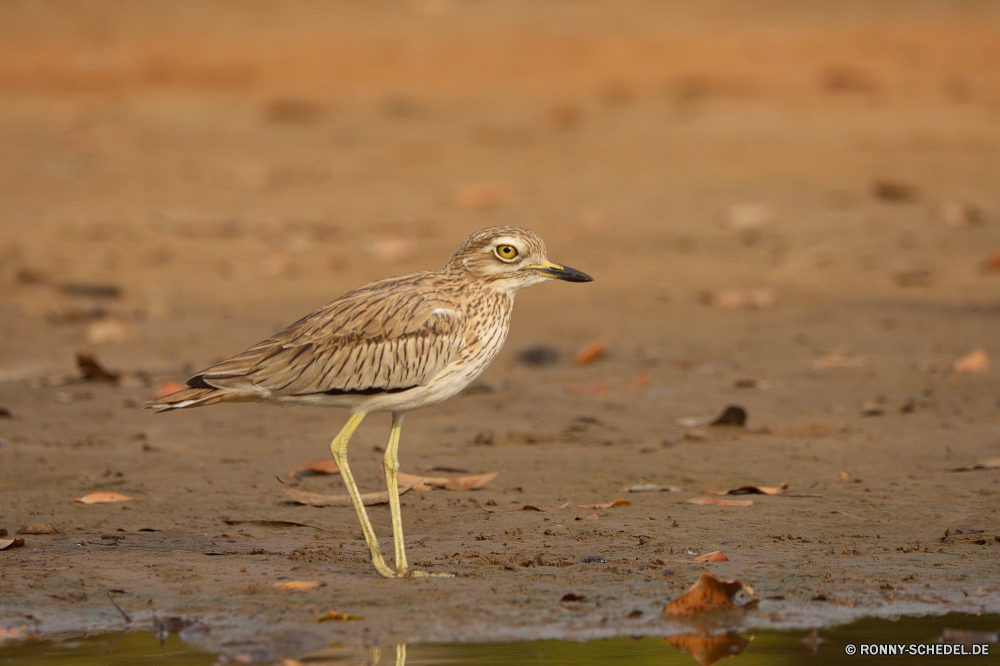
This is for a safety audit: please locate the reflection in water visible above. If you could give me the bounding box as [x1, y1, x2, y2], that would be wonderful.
[1, 613, 997, 665]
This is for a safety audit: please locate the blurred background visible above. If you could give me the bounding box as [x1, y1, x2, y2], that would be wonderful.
[1, 0, 999, 375]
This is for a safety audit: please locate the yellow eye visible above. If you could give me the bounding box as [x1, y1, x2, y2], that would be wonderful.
[494, 244, 519, 261]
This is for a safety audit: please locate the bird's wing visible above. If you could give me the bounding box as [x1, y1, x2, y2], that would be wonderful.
[188, 274, 470, 397]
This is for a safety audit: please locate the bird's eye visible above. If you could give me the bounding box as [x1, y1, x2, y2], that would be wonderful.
[494, 244, 519, 261]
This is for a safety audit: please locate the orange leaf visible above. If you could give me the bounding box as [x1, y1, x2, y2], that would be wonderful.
[286, 458, 339, 478]
[577, 498, 630, 509]
[574, 331, 621, 366]
[687, 497, 753, 507]
[396, 471, 499, 491]
[72, 492, 137, 504]
[694, 551, 729, 562]
[953, 348, 989, 374]
[274, 580, 321, 590]
[662, 572, 757, 616]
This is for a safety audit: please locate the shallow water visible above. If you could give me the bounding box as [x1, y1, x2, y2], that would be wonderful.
[2, 613, 997, 665]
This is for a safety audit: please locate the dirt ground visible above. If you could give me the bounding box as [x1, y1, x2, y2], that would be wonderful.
[2, 1, 1000, 661]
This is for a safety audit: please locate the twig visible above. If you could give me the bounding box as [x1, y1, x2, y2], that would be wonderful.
[106, 589, 131, 623]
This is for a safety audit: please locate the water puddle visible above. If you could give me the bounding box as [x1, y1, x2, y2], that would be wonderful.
[1, 613, 996, 665]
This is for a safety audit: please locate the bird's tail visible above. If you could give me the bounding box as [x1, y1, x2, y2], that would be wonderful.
[146, 386, 231, 412]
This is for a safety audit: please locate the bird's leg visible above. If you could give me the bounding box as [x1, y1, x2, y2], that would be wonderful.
[329, 412, 395, 578]
[384, 412, 408, 574]
[383, 412, 455, 578]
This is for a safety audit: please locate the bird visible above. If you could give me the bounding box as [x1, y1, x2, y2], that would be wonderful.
[148, 226, 592, 578]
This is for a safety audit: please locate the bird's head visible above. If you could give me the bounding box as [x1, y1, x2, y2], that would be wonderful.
[445, 226, 593, 294]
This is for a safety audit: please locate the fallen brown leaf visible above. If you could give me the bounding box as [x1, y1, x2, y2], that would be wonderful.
[576, 513, 599, 521]
[665, 633, 752, 666]
[713, 483, 788, 496]
[521, 501, 570, 512]
[72, 492, 137, 504]
[953, 348, 989, 374]
[286, 458, 340, 478]
[314, 611, 363, 622]
[662, 572, 758, 616]
[278, 477, 414, 507]
[222, 519, 332, 533]
[0, 538, 25, 550]
[694, 551, 729, 562]
[396, 471, 499, 492]
[274, 580, 322, 590]
[16, 524, 60, 535]
[949, 457, 1000, 472]
[687, 497, 754, 507]
[577, 498, 630, 509]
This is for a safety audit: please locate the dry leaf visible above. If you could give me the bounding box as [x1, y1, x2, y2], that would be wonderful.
[837, 470, 861, 483]
[577, 498, 630, 509]
[521, 501, 570, 512]
[77, 353, 120, 382]
[662, 572, 758, 616]
[665, 633, 752, 666]
[223, 519, 331, 532]
[694, 551, 729, 562]
[274, 580, 322, 590]
[953, 348, 989, 374]
[16, 524, 60, 535]
[73, 492, 137, 504]
[314, 611, 363, 622]
[687, 497, 754, 507]
[0, 538, 25, 550]
[984, 249, 1000, 272]
[576, 513, 599, 521]
[278, 477, 413, 507]
[396, 471, 499, 492]
[722, 483, 788, 496]
[949, 457, 1000, 472]
[286, 458, 339, 478]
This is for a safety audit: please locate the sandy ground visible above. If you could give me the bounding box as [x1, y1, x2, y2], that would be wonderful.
[1, 1, 1000, 661]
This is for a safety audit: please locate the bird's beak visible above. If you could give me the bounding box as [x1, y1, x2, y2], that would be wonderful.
[525, 259, 593, 283]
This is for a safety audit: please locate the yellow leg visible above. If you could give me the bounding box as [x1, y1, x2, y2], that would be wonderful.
[384, 413, 408, 574]
[383, 412, 454, 579]
[329, 411, 395, 578]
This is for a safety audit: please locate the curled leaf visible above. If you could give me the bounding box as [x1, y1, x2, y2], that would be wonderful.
[17, 524, 60, 535]
[0, 538, 25, 550]
[286, 458, 339, 478]
[521, 501, 570, 512]
[278, 477, 413, 507]
[73, 492, 137, 504]
[949, 457, 1000, 472]
[694, 551, 729, 562]
[274, 580, 322, 590]
[703, 483, 788, 496]
[396, 471, 499, 492]
[663, 572, 758, 616]
[577, 498, 630, 509]
[626, 483, 683, 493]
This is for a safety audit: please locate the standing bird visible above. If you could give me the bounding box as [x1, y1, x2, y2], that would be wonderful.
[149, 226, 592, 578]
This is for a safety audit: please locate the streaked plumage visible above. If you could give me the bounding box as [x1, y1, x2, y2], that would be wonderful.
[149, 226, 592, 577]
